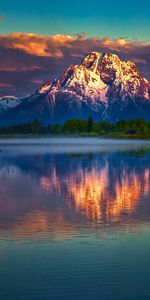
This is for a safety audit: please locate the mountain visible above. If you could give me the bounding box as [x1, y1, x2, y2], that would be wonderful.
[0, 52, 150, 125]
[0, 96, 21, 112]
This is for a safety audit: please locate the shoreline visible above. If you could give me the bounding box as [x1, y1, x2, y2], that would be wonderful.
[0, 133, 149, 140]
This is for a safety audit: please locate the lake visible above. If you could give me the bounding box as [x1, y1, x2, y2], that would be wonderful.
[1, 138, 150, 300]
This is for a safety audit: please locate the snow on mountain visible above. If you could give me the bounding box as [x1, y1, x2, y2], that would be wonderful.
[98, 52, 149, 100]
[58, 52, 149, 101]
[0, 51, 150, 125]
[45, 52, 149, 112]
[0, 96, 21, 112]
[36, 80, 52, 95]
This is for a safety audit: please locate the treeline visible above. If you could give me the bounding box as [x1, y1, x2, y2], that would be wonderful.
[0, 118, 150, 136]
[62, 118, 150, 136]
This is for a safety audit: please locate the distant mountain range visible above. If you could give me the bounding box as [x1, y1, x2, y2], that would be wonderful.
[0, 52, 150, 125]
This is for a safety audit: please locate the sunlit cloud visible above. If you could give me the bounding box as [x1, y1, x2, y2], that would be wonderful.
[0, 32, 150, 57]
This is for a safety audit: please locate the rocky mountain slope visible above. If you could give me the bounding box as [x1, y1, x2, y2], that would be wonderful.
[0, 52, 150, 125]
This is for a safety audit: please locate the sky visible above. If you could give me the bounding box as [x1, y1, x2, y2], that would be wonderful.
[0, 0, 150, 96]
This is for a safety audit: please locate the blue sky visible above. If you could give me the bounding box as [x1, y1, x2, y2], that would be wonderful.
[0, 0, 150, 40]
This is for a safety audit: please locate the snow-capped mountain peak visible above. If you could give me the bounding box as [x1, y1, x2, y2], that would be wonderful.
[0, 51, 150, 125]
[46, 51, 149, 112]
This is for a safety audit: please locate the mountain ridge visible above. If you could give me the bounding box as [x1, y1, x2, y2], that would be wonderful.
[0, 51, 150, 125]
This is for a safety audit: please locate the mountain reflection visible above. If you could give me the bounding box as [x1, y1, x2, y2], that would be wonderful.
[40, 164, 150, 224]
[0, 149, 150, 238]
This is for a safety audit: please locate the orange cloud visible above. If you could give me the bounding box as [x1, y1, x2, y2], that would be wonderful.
[0, 32, 149, 58]
[0, 33, 73, 57]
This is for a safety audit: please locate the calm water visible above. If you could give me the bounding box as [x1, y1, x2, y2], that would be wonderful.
[1, 138, 150, 299]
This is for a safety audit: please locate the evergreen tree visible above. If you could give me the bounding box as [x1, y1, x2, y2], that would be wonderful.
[87, 117, 93, 132]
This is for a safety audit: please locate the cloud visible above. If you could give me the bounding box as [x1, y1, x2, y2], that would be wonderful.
[131, 57, 147, 65]
[0, 32, 149, 96]
[0, 32, 150, 58]
[0, 83, 13, 88]
[0, 33, 73, 57]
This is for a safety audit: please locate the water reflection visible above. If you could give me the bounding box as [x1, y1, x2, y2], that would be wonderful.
[40, 160, 150, 225]
[0, 146, 150, 238]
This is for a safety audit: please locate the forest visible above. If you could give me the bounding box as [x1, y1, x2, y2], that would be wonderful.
[0, 117, 150, 138]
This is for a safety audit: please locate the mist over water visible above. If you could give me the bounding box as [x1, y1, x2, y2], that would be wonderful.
[1, 138, 150, 300]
